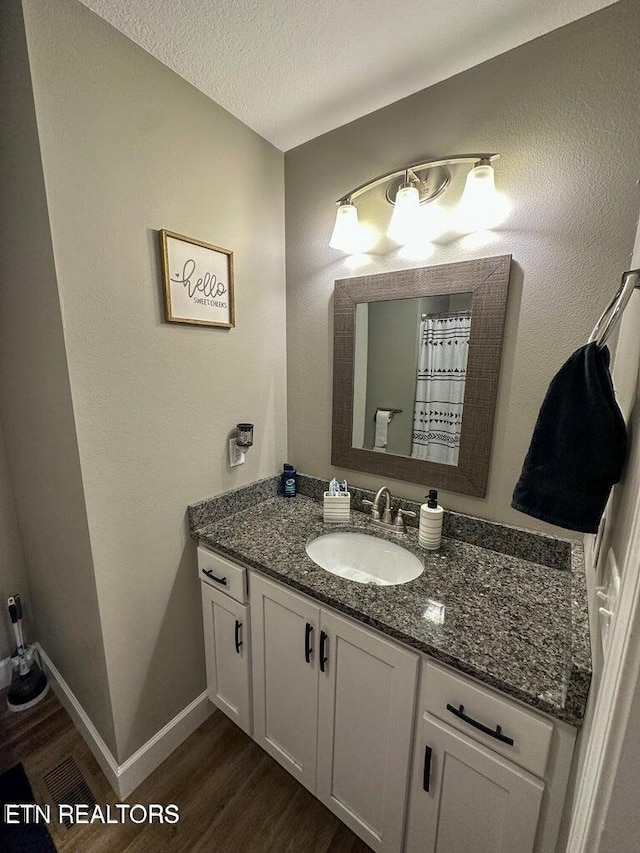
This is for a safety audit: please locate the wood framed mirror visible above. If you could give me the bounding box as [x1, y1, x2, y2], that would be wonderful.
[331, 255, 512, 497]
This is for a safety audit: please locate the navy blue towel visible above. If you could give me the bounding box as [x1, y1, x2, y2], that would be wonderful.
[512, 342, 627, 534]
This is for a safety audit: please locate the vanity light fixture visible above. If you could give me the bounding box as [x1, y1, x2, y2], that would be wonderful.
[329, 201, 360, 252]
[386, 172, 422, 245]
[329, 154, 503, 253]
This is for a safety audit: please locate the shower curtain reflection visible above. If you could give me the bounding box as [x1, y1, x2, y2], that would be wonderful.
[411, 312, 471, 465]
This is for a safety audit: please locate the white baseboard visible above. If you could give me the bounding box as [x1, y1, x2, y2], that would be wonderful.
[35, 644, 212, 800]
[116, 689, 212, 798]
[0, 656, 12, 690]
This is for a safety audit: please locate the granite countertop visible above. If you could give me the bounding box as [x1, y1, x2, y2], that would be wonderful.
[189, 475, 591, 726]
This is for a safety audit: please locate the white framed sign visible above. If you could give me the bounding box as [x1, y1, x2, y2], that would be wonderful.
[160, 229, 235, 328]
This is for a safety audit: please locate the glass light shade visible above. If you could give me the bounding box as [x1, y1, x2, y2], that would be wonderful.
[329, 202, 361, 252]
[457, 163, 504, 232]
[387, 183, 421, 244]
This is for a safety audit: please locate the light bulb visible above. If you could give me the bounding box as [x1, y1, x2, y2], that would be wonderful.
[387, 183, 422, 245]
[329, 201, 361, 252]
[457, 162, 507, 232]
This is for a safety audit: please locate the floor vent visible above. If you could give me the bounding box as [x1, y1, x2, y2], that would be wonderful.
[42, 756, 97, 828]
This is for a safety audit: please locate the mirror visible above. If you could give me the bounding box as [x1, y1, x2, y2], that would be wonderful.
[332, 255, 511, 497]
[353, 293, 473, 465]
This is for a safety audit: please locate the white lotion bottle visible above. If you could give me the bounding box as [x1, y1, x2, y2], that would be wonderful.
[419, 489, 443, 550]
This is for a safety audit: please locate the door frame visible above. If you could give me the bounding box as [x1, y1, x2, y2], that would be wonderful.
[566, 224, 640, 852]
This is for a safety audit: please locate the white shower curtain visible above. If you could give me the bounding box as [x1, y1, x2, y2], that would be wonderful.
[411, 312, 471, 465]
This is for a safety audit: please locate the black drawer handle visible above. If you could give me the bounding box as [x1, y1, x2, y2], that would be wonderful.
[305, 623, 314, 663]
[319, 631, 328, 672]
[234, 619, 242, 653]
[423, 745, 432, 792]
[203, 569, 227, 586]
[446, 703, 514, 746]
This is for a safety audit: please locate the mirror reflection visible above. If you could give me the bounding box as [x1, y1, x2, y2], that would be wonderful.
[352, 293, 473, 466]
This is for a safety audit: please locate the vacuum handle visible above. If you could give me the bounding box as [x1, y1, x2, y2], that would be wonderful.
[8, 594, 27, 653]
[8, 596, 18, 623]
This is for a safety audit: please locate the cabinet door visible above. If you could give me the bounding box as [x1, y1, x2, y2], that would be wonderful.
[250, 572, 320, 793]
[201, 583, 252, 736]
[405, 713, 544, 853]
[316, 609, 418, 853]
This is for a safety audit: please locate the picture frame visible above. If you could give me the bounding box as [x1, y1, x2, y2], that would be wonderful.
[160, 229, 235, 328]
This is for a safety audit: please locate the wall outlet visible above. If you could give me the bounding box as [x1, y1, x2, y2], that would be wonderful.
[229, 438, 245, 467]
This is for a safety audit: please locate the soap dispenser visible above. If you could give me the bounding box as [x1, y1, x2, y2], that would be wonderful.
[419, 489, 443, 550]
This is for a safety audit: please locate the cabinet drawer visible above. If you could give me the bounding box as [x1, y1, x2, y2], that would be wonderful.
[197, 545, 247, 603]
[423, 662, 553, 778]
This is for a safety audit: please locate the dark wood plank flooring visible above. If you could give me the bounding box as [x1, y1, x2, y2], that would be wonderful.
[0, 687, 372, 852]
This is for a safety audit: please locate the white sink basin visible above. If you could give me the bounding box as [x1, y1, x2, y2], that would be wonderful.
[305, 531, 424, 586]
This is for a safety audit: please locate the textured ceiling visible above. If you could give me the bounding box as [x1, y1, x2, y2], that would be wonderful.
[78, 0, 618, 151]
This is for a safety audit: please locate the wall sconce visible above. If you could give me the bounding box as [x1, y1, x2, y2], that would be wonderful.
[229, 423, 254, 467]
[329, 154, 505, 254]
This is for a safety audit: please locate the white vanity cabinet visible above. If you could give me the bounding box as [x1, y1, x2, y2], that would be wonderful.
[405, 662, 577, 853]
[196, 543, 578, 853]
[249, 571, 320, 791]
[250, 571, 418, 853]
[407, 713, 544, 853]
[199, 546, 252, 736]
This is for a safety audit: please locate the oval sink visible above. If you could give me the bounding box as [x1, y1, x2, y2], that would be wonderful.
[306, 531, 423, 586]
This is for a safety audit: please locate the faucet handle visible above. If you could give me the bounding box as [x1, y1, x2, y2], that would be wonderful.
[393, 508, 416, 533]
[362, 499, 380, 520]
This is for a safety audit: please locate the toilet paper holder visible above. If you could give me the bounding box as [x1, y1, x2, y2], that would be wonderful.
[374, 407, 402, 422]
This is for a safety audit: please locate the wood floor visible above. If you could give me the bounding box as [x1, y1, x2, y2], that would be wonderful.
[0, 687, 372, 852]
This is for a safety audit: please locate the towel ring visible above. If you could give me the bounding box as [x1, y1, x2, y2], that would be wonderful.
[588, 269, 640, 348]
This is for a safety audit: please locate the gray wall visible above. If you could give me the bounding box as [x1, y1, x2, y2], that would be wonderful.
[0, 425, 31, 661]
[6, 0, 286, 763]
[285, 0, 640, 531]
[0, 0, 116, 750]
[364, 298, 420, 455]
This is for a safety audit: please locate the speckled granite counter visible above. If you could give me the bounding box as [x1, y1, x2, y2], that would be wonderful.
[188, 476, 591, 726]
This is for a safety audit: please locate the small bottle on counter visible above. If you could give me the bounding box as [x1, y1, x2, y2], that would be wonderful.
[282, 463, 297, 498]
[419, 489, 443, 550]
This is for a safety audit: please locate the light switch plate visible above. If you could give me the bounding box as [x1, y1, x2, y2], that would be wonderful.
[598, 548, 620, 658]
[229, 438, 245, 467]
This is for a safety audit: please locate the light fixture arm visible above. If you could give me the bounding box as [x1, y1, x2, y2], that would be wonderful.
[335, 153, 499, 204]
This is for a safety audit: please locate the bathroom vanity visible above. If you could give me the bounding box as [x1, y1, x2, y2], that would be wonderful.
[188, 475, 590, 853]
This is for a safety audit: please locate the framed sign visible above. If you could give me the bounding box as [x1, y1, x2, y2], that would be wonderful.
[160, 229, 235, 328]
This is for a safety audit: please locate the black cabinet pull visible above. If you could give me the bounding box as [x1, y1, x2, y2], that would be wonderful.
[319, 631, 328, 672]
[234, 620, 242, 654]
[203, 569, 227, 586]
[423, 745, 432, 792]
[305, 623, 314, 663]
[446, 703, 514, 746]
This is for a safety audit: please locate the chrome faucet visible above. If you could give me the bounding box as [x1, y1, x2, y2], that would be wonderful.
[363, 486, 416, 533]
[372, 486, 393, 523]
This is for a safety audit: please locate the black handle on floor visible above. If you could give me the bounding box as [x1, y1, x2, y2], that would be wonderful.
[446, 703, 514, 746]
[234, 620, 242, 653]
[423, 745, 432, 792]
[305, 623, 313, 663]
[319, 631, 328, 672]
[203, 569, 227, 586]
